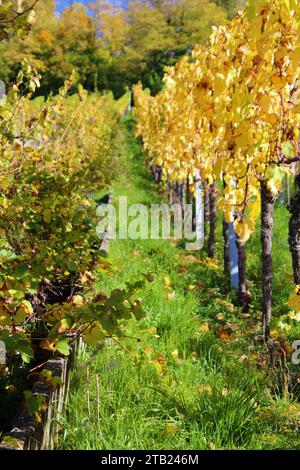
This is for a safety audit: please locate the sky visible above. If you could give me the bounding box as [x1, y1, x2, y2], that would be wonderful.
[56, 1, 90, 13]
[55, 1, 127, 13]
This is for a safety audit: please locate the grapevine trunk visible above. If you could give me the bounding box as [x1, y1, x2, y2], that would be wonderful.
[208, 182, 217, 259]
[288, 173, 300, 285]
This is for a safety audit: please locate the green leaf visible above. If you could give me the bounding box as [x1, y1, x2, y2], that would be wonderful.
[0, 330, 16, 352]
[282, 140, 294, 158]
[21, 299, 33, 315]
[55, 340, 70, 356]
[48, 317, 74, 339]
[40, 370, 52, 379]
[106, 289, 127, 307]
[265, 164, 282, 182]
[83, 323, 105, 346]
[23, 391, 46, 415]
[99, 314, 116, 333]
[18, 340, 34, 364]
[0, 249, 17, 260]
[132, 303, 146, 320]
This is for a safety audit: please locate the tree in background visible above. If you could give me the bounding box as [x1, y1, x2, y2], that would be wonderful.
[91, 0, 229, 96]
[0, 1, 98, 95]
[0, 0, 233, 97]
[213, 0, 244, 18]
[92, 0, 176, 95]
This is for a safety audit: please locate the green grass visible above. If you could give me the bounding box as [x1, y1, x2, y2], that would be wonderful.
[57, 121, 300, 450]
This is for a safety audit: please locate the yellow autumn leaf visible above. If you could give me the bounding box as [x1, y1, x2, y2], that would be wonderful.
[213, 159, 223, 180]
[164, 276, 172, 288]
[234, 219, 252, 243]
[224, 208, 234, 223]
[288, 311, 300, 322]
[81, 199, 91, 207]
[214, 73, 226, 96]
[198, 384, 213, 395]
[217, 329, 234, 342]
[264, 113, 277, 126]
[20, 300, 33, 316]
[270, 329, 281, 340]
[248, 193, 261, 221]
[151, 360, 165, 375]
[0, 310, 10, 326]
[288, 295, 300, 313]
[83, 323, 105, 346]
[260, 95, 272, 114]
[199, 321, 210, 332]
[235, 123, 254, 148]
[72, 295, 84, 306]
[271, 75, 286, 89]
[171, 349, 179, 361]
[144, 346, 154, 359]
[40, 339, 56, 351]
[165, 423, 181, 434]
[205, 258, 220, 270]
[167, 291, 175, 301]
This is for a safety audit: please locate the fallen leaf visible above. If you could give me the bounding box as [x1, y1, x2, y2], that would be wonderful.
[215, 299, 235, 313]
[165, 423, 181, 434]
[171, 349, 179, 361]
[167, 291, 175, 301]
[184, 254, 200, 264]
[224, 322, 239, 332]
[239, 313, 251, 319]
[199, 321, 210, 332]
[156, 354, 166, 365]
[216, 313, 224, 321]
[239, 354, 249, 364]
[204, 258, 220, 270]
[217, 329, 234, 342]
[270, 329, 281, 339]
[144, 346, 154, 359]
[198, 384, 213, 395]
[222, 386, 229, 396]
[197, 280, 209, 288]
[178, 266, 188, 273]
[279, 342, 293, 355]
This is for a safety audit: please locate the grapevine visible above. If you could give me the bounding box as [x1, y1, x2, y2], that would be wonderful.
[134, 0, 300, 339]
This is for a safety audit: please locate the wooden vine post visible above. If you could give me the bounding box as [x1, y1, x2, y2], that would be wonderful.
[261, 183, 276, 340]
